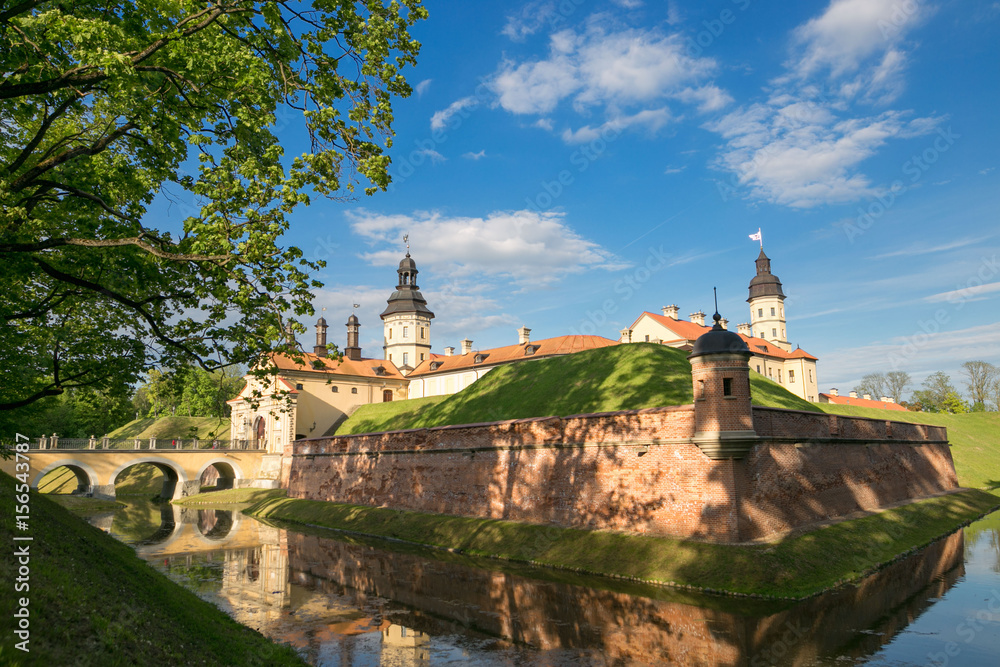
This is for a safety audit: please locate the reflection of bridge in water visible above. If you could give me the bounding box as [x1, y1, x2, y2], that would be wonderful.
[136, 501, 967, 666]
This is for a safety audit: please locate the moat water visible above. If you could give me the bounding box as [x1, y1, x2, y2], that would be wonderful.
[88, 500, 1000, 666]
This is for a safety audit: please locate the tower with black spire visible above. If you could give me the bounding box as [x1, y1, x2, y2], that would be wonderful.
[380, 250, 434, 373]
[313, 316, 328, 357]
[747, 248, 791, 351]
[344, 313, 362, 361]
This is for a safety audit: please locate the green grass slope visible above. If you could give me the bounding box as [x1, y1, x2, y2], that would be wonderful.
[338, 344, 817, 435]
[108, 416, 230, 441]
[0, 473, 304, 666]
[817, 404, 1000, 489]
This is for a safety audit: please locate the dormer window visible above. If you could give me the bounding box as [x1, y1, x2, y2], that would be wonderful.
[474, 353, 489, 364]
[524, 345, 539, 356]
[429, 361, 443, 371]
[372, 365, 387, 376]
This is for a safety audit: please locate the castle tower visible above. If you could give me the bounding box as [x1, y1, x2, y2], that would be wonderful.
[747, 248, 791, 351]
[688, 312, 757, 459]
[380, 251, 434, 374]
[313, 316, 328, 357]
[344, 314, 362, 361]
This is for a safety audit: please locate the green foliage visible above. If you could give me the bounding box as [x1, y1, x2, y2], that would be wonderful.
[338, 344, 818, 435]
[912, 371, 968, 413]
[0, 1, 427, 413]
[0, 384, 133, 440]
[133, 365, 244, 419]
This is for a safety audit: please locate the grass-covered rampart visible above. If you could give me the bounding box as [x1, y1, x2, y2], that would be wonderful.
[245, 488, 1000, 600]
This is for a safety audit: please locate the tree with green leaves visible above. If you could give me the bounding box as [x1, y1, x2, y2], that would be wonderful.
[854, 372, 887, 400]
[1, 1, 427, 415]
[912, 371, 967, 414]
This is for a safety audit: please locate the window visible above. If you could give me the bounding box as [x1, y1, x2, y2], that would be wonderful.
[697, 379, 705, 400]
[781, 328, 785, 338]
[295, 383, 303, 390]
[351, 387, 358, 394]
[403, 326, 409, 339]
[772, 328, 777, 338]
[756, 364, 761, 373]
[778, 369, 782, 383]
[331, 386, 338, 393]
[788, 370, 795, 382]
[388, 328, 392, 339]
[770, 307, 775, 316]
[420, 327, 425, 339]
[420, 353, 424, 361]
[645, 334, 649, 342]
[723, 377, 733, 396]
[808, 369, 813, 382]
[383, 389, 393, 402]
[758, 308, 763, 317]
[403, 352, 409, 366]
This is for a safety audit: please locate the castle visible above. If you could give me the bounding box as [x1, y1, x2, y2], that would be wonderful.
[228, 247, 819, 452]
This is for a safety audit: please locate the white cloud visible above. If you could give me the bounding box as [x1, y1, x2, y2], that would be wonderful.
[924, 282, 1000, 304]
[561, 107, 671, 144]
[347, 208, 626, 286]
[415, 79, 432, 97]
[534, 117, 554, 131]
[704, 0, 939, 208]
[664, 165, 686, 175]
[611, 0, 643, 8]
[489, 23, 722, 138]
[980, 167, 996, 175]
[430, 96, 479, 131]
[501, 1, 558, 41]
[872, 236, 992, 259]
[462, 150, 487, 160]
[413, 148, 446, 164]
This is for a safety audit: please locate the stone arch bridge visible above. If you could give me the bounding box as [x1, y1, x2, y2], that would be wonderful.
[1, 447, 272, 500]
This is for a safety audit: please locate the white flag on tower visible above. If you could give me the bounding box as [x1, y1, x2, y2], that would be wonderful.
[748, 229, 762, 242]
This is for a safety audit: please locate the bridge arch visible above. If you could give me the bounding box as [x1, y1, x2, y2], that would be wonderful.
[110, 457, 188, 499]
[32, 460, 100, 494]
[196, 458, 245, 491]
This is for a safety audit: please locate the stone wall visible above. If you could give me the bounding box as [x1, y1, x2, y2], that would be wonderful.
[282, 406, 959, 542]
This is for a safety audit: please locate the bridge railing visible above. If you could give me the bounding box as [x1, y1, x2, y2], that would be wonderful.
[27, 436, 264, 450]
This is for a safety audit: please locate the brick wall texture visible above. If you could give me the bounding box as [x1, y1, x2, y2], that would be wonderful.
[282, 406, 959, 543]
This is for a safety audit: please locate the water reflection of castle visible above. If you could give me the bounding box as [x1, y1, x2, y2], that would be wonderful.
[134, 505, 967, 666]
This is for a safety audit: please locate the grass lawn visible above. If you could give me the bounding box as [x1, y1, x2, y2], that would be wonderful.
[337, 344, 816, 435]
[246, 488, 1000, 599]
[0, 473, 304, 666]
[173, 488, 286, 506]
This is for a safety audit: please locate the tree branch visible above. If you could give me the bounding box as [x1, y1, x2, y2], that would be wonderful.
[2, 236, 232, 263]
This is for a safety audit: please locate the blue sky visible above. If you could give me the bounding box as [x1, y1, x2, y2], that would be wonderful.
[274, 0, 999, 399]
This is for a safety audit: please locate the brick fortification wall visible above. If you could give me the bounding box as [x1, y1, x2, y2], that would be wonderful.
[282, 406, 958, 543]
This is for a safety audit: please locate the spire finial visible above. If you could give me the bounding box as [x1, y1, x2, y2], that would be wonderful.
[403, 233, 410, 256]
[712, 287, 723, 329]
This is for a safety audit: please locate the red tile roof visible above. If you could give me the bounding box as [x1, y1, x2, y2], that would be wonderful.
[408, 335, 618, 376]
[818, 394, 907, 411]
[630, 312, 818, 361]
[268, 352, 405, 379]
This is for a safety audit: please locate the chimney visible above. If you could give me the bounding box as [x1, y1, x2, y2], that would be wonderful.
[863, 393, 872, 401]
[444, 346, 455, 357]
[344, 314, 361, 361]
[737, 322, 752, 336]
[886, 397, 895, 404]
[690, 311, 706, 327]
[662, 304, 680, 320]
[619, 328, 632, 343]
[314, 316, 328, 357]
[518, 326, 531, 345]
[849, 390, 858, 398]
[720, 318, 729, 330]
[830, 388, 839, 397]
[880, 396, 889, 403]
[460, 339, 473, 355]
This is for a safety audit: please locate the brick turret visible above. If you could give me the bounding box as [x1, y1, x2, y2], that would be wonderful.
[688, 311, 757, 459]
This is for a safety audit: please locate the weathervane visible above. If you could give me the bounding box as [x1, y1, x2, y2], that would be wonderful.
[352, 303, 360, 311]
[403, 233, 409, 254]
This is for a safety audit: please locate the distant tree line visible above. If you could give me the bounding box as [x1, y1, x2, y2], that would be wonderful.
[853, 361, 1000, 413]
[0, 366, 244, 440]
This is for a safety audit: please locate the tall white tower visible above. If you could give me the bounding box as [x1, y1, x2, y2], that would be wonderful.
[380, 251, 434, 374]
[747, 248, 791, 352]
